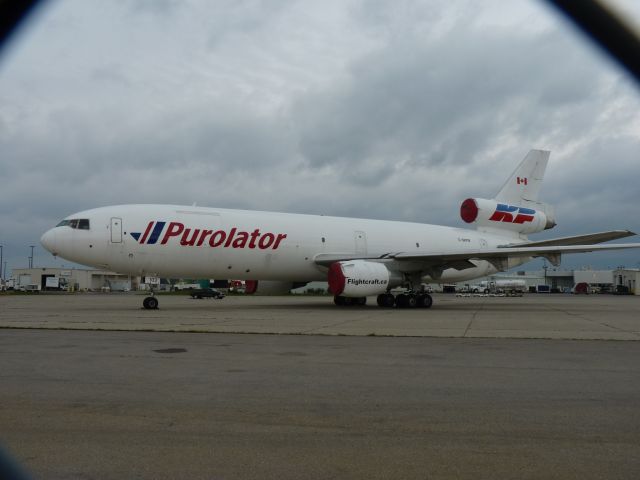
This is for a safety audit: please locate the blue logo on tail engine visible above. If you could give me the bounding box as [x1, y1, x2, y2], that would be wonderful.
[489, 204, 535, 224]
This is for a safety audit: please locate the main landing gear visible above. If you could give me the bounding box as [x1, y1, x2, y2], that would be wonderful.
[333, 292, 433, 309]
[377, 292, 432, 309]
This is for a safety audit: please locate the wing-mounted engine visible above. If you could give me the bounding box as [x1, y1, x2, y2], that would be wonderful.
[245, 280, 308, 294]
[460, 198, 556, 236]
[328, 260, 403, 297]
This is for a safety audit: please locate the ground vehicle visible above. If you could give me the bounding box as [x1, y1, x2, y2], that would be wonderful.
[190, 288, 225, 299]
[613, 285, 631, 295]
[477, 280, 526, 295]
[173, 283, 201, 291]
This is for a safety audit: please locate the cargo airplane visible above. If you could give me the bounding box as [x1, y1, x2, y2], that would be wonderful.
[40, 150, 640, 309]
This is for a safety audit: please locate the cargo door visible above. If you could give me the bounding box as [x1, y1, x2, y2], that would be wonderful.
[110, 217, 123, 243]
[354, 230, 367, 255]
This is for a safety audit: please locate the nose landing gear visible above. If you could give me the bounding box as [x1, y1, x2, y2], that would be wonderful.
[143, 295, 159, 309]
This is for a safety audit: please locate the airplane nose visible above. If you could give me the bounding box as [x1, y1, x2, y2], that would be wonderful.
[40, 229, 58, 256]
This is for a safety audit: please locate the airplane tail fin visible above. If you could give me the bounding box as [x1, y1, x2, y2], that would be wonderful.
[460, 149, 556, 239]
[493, 149, 550, 204]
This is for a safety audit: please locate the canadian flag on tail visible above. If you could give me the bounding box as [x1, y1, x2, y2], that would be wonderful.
[517, 177, 527, 185]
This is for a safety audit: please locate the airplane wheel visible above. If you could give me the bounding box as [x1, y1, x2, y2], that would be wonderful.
[377, 293, 395, 308]
[406, 294, 417, 308]
[396, 294, 408, 308]
[143, 296, 159, 310]
[334, 295, 346, 306]
[417, 293, 433, 308]
[354, 297, 367, 306]
[397, 294, 418, 308]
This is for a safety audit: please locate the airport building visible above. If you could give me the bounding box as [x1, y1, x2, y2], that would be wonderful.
[11, 267, 137, 292]
[459, 267, 640, 295]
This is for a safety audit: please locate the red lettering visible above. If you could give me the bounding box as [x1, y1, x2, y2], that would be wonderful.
[489, 212, 513, 223]
[159, 223, 287, 250]
[272, 233, 287, 249]
[197, 230, 213, 246]
[232, 231, 249, 248]
[258, 233, 275, 249]
[209, 230, 227, 247]
[161, 222, 184, 244]
[224, 228, 237, 247]
[248, 229, 261, 248]
[513, 214, 534, 224]
[180, 228, 200, 246]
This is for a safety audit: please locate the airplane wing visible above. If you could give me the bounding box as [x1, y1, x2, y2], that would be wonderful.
[314, 241, 640, 272]
[502, 230, 635, 247]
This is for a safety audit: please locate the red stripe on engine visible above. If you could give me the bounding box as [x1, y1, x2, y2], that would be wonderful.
[328, 262, 346, 295]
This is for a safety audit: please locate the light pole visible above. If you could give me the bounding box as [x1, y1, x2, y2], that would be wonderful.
[29, 245, 35, 269]
[0, 245, 3, 281]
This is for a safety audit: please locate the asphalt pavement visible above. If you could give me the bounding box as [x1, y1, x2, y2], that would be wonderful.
[1, 293, 639, 340]
[1, 328, 639, 479]
[1, 293, 639, 479]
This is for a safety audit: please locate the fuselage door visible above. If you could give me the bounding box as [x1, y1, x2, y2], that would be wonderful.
[354, 230, 367, 255]
[110, 217, 123, 243]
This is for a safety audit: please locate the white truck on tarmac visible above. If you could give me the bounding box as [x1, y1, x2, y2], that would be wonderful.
[476, 280, 527, 296]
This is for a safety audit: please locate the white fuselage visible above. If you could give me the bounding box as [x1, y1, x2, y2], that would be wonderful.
[41, 204, 528, 283]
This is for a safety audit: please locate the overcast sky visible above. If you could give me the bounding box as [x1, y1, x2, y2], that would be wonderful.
[1, 0, 639, 275]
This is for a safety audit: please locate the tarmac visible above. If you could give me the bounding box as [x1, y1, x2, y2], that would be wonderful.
[1, 292, 639, 340]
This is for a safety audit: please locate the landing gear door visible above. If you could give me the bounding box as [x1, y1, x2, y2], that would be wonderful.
[111, 217, 123, 243]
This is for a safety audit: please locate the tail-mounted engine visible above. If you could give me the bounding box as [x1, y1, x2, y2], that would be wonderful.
[328, 260, 402, 297]
[460, 198, 556, 235]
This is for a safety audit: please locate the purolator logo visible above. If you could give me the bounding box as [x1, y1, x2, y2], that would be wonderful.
[130, 221, 287, 250]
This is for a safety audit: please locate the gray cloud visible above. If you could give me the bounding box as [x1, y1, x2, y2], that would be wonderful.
[0, 0, 639, 273]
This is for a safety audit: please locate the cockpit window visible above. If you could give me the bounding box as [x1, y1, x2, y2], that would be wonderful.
[56, 218, 90, 230]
